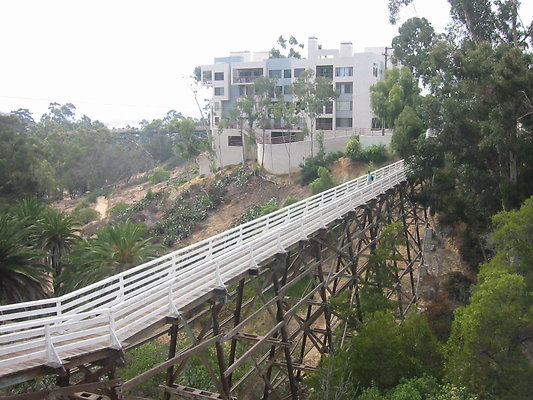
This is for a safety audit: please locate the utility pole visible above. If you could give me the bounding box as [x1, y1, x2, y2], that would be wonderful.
[382, 46, 393, 70]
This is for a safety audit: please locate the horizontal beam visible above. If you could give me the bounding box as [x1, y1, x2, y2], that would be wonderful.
[160, 383, 237, 400]
[122, 334, 222, 390]
[2, 379, 120, 400]
[234, 332, 291, 347]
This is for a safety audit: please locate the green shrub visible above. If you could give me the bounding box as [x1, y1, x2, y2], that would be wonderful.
[233, 198, 279, 227]
[165, 154, 186, 169]
[149, 167, 170, 184]
[345, 136, 361, 160]
[108, 201, 130, 218]
[118, 340, 167, 398]
[73, 200, 90, 214]
[72, 208, 100, 224]
[86, 187, 113, 204]
[309, 167, 336, 195]
[125, 174, 149, 187]
[324, 151, 344, 164]
[361, 145, 389, 164]
[283, 197, 301, 207]
[298, 151, 343, 186]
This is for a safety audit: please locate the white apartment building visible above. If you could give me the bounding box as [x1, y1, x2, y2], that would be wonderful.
[200, 37, 392, 174]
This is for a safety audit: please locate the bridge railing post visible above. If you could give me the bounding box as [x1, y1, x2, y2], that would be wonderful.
[215, 260, 225, 289]
[45, 323, 62, 368]
[118, 276, 125, 299]
[108, 309, 121, 349]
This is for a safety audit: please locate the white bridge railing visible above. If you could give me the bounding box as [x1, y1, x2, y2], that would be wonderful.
[0, 160, 407, 376]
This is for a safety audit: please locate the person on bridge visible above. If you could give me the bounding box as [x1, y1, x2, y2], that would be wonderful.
[367, 170, 374, 184]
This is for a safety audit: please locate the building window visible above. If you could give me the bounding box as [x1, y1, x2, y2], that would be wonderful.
[336, 118, 353, 128]
[269, 69, 282, 78]
[283, 85, 292, 95]
[316, 65, 333, 78]
[275, 86, 283, 96]
[228, 135, 243, 146]
[214, 116, 220, 124]
[336, 82, 353, 94]
[373, 63, 379, 77]
[214, 72, 224, 81]
[316, 102, 333, 114]
[335, 67, 353, 77]
[294, 68, 305, 78]
[284, 69, 292, 78]
[317, 118, 333, 130]
[336, 100, 353, 111]
[214, 87, 224, 96]
[214, 102, 220, 111]
[239, 86, 254, 96]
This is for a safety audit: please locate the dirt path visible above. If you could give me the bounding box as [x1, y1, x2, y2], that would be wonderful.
[95, 196, 108, 219]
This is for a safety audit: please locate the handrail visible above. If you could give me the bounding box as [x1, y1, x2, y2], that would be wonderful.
[0, 160, 407, 375]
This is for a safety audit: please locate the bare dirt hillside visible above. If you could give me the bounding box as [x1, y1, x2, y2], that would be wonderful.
[183, 174, 310, 246]
[51, 158, 376, 248]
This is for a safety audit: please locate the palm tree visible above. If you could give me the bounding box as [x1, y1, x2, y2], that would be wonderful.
[60, 220, 163, 293]
[38, 209, 80, 292]
[0, 215, 50, 304]
[11, 198, 46, 225]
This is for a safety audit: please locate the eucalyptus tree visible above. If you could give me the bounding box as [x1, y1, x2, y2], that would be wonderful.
[369, 66, 421, 130]
[171, 118, 209, 161]
[384, 0, 533, 269]
[272, 95, 301, 182]
[0, 115, 43, 201]
[229, 98, 250, 165]
[269, 35, 305, 59]
[292, 69, 337, 157]
[253, 76, 277, 167]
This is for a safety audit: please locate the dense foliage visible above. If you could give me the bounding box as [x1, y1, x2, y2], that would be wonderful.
[0, 105, 207, 205]
[373, 0, 533, 270]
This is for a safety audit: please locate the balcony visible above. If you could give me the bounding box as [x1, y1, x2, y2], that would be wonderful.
[233, 68, 263, 84]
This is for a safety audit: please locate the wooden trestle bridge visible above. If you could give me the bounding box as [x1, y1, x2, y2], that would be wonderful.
[0, 160, 428, 400]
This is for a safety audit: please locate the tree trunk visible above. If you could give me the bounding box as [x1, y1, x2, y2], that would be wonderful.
[261, 128, 266, 167]
[240, 124, 245, 165]
[509, 149, 517, 184]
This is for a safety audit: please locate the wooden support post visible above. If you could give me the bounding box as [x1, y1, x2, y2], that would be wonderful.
[268, 269, 299, 400]
[399, 185, 417, 304]
[211, 303, 231, 399]
[227, 278, 245, 389]
[313, 239, 334, 354]
[107, 366, 120, 400]
[55, 368, 69, 387]
[345, 214, 364, 326]
[163, 323, 180, 400]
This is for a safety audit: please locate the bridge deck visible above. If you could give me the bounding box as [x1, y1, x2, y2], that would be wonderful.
[0, 161, 407, 381]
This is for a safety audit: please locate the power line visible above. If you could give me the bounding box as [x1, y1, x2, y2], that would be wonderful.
[0, 95, 191, 111]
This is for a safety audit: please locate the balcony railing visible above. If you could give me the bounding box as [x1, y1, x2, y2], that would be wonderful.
[233, 76, 262, 84]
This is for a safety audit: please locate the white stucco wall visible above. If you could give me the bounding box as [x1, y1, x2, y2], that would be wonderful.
[360, 134, 391, 148]
[212, 128, 257, 168]
[258, 134, 392, 175]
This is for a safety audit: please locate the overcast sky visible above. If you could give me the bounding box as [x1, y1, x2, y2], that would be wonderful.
[1, 0, 531, 127]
